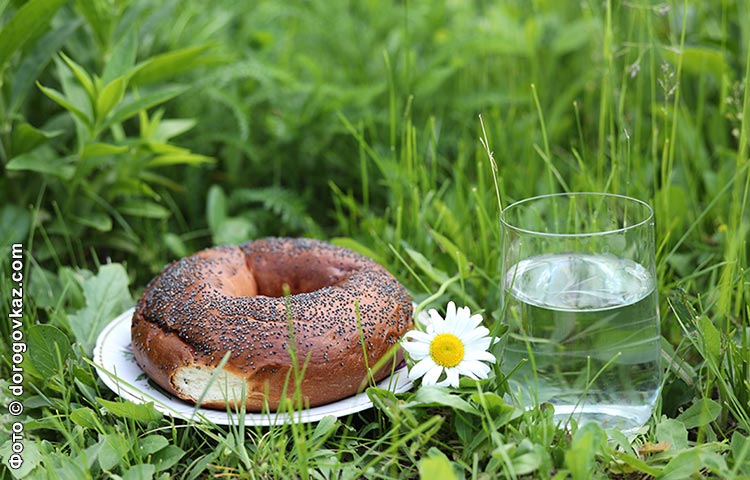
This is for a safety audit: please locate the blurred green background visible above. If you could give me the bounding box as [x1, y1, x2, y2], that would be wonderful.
[1, 0, 749, 476]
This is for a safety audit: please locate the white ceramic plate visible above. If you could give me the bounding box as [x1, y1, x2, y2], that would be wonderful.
[93, 308, 413, 426]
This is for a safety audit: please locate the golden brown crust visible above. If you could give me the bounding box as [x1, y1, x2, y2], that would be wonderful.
[131, 237, 413, 412]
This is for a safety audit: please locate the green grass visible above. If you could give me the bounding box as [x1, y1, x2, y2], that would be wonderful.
[1, 0, 750, 478]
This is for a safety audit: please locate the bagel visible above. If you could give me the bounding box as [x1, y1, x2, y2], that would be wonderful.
[131, 237, 413, 412]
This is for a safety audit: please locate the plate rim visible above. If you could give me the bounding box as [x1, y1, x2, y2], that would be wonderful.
[93, 307, 413, 426]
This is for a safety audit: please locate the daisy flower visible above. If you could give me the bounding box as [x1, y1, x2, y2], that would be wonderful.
[401, 302, 495, 388]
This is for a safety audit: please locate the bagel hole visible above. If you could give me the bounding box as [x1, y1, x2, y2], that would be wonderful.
[253, 273, 351, 297]
[244, 250, 359, 297]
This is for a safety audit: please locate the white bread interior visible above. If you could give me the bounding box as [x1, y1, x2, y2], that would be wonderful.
[172, 366, 248, 406]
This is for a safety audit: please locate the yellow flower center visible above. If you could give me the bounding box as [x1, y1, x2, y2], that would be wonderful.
[429, 333, 465, 368]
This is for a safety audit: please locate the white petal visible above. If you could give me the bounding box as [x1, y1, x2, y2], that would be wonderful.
[401, 342, 429, 360]
[434, 377, 452, 387]
[467, 313, 484, 328]
[453, 307, 489, 339]
[455, 363, 480, 379]
[462, 359, 492, 374]
[443, 317, 469, 337]
[446, 315, 477, 338]
[404, 330, 433, 343]
[443, 368, 460, 388]
[463, 349, 496, 363]
[402, 341, 429, 357]
[456, 305, 472, 321]
[428, 309, 446, 332]
[463, 331, 492, 349]
[456, 363, 490, 380]
[415, 310, 432, 330]
[445, 302, 457, 322]
[463, 324, 489, 338]
[408, 357, 437, 381]
[422, 364, 444, 386]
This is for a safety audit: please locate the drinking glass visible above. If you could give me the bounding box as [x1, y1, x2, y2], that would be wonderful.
[499, 192, 661, 432]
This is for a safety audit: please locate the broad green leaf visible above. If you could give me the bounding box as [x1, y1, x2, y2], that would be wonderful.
[70, 407, 100, 429]
[404, 246, 450, 284]
[10, 19, 81, 113]
[148, 141, 190, 155]
[99, 84, 189, 132]
[206, 185, 228, 234]
[0, 0, 67, 70]
[131, 44, 218, 85]
[101, 29, 139, 86]
[123, 464, 156, 480]
[81, 142, 129, 158]
[71, 211, 113, 232]
[37, 82, 93, 127]
[151, 445, 186, 472]
[655, 418, 689, 450]
[26, 324, 71, 378]
[97, 433, 133, 471]
[163, 233, 189, 258]
[67, 263, 132, 353]
[419, 451, 458, 480]
[367, 383, 399, 404]
[730, 432, 750, 474]
[658, 445, 728, 479]
[408, 385, 478, 414]
[10, 122, 61, 157]
[109, 178, 159, 199]
[615, 452, 663, 477]
[470, 391, 521, 427]
[153, 118, 197, 141]
[311, 416, 338, 444]
[57, 449, 95, 476]
[27, 265, 63, 310]
[139, 107, 164, 139]
[0, 204, 32, 248]
[492, 439, 544, 476]
[565, 422, 606, 480]
[60, 52, 96, 104]
[213, 217, 254, 246]
[6, 151, 76, 179]
[181, 449, 221, 480]
[96, 76, 128, 122]
[0, 437, 42, 477]
[511, 446, 544, 476]
[697, 316, 722, 363]
[138, 435, 169, 456]
[118, 199, 171, 219]
[58, 266, 87, 309]
[98, 398, 163, 423]
[676, 398, 721, 429]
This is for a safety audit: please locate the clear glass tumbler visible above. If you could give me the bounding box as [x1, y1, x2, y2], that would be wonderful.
[500, 192, 661, 433]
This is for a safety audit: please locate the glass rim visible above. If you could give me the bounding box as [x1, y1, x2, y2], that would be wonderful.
[500, 192, 654, 237]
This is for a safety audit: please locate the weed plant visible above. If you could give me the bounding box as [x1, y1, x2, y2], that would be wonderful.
[1, 0, 749, 478]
